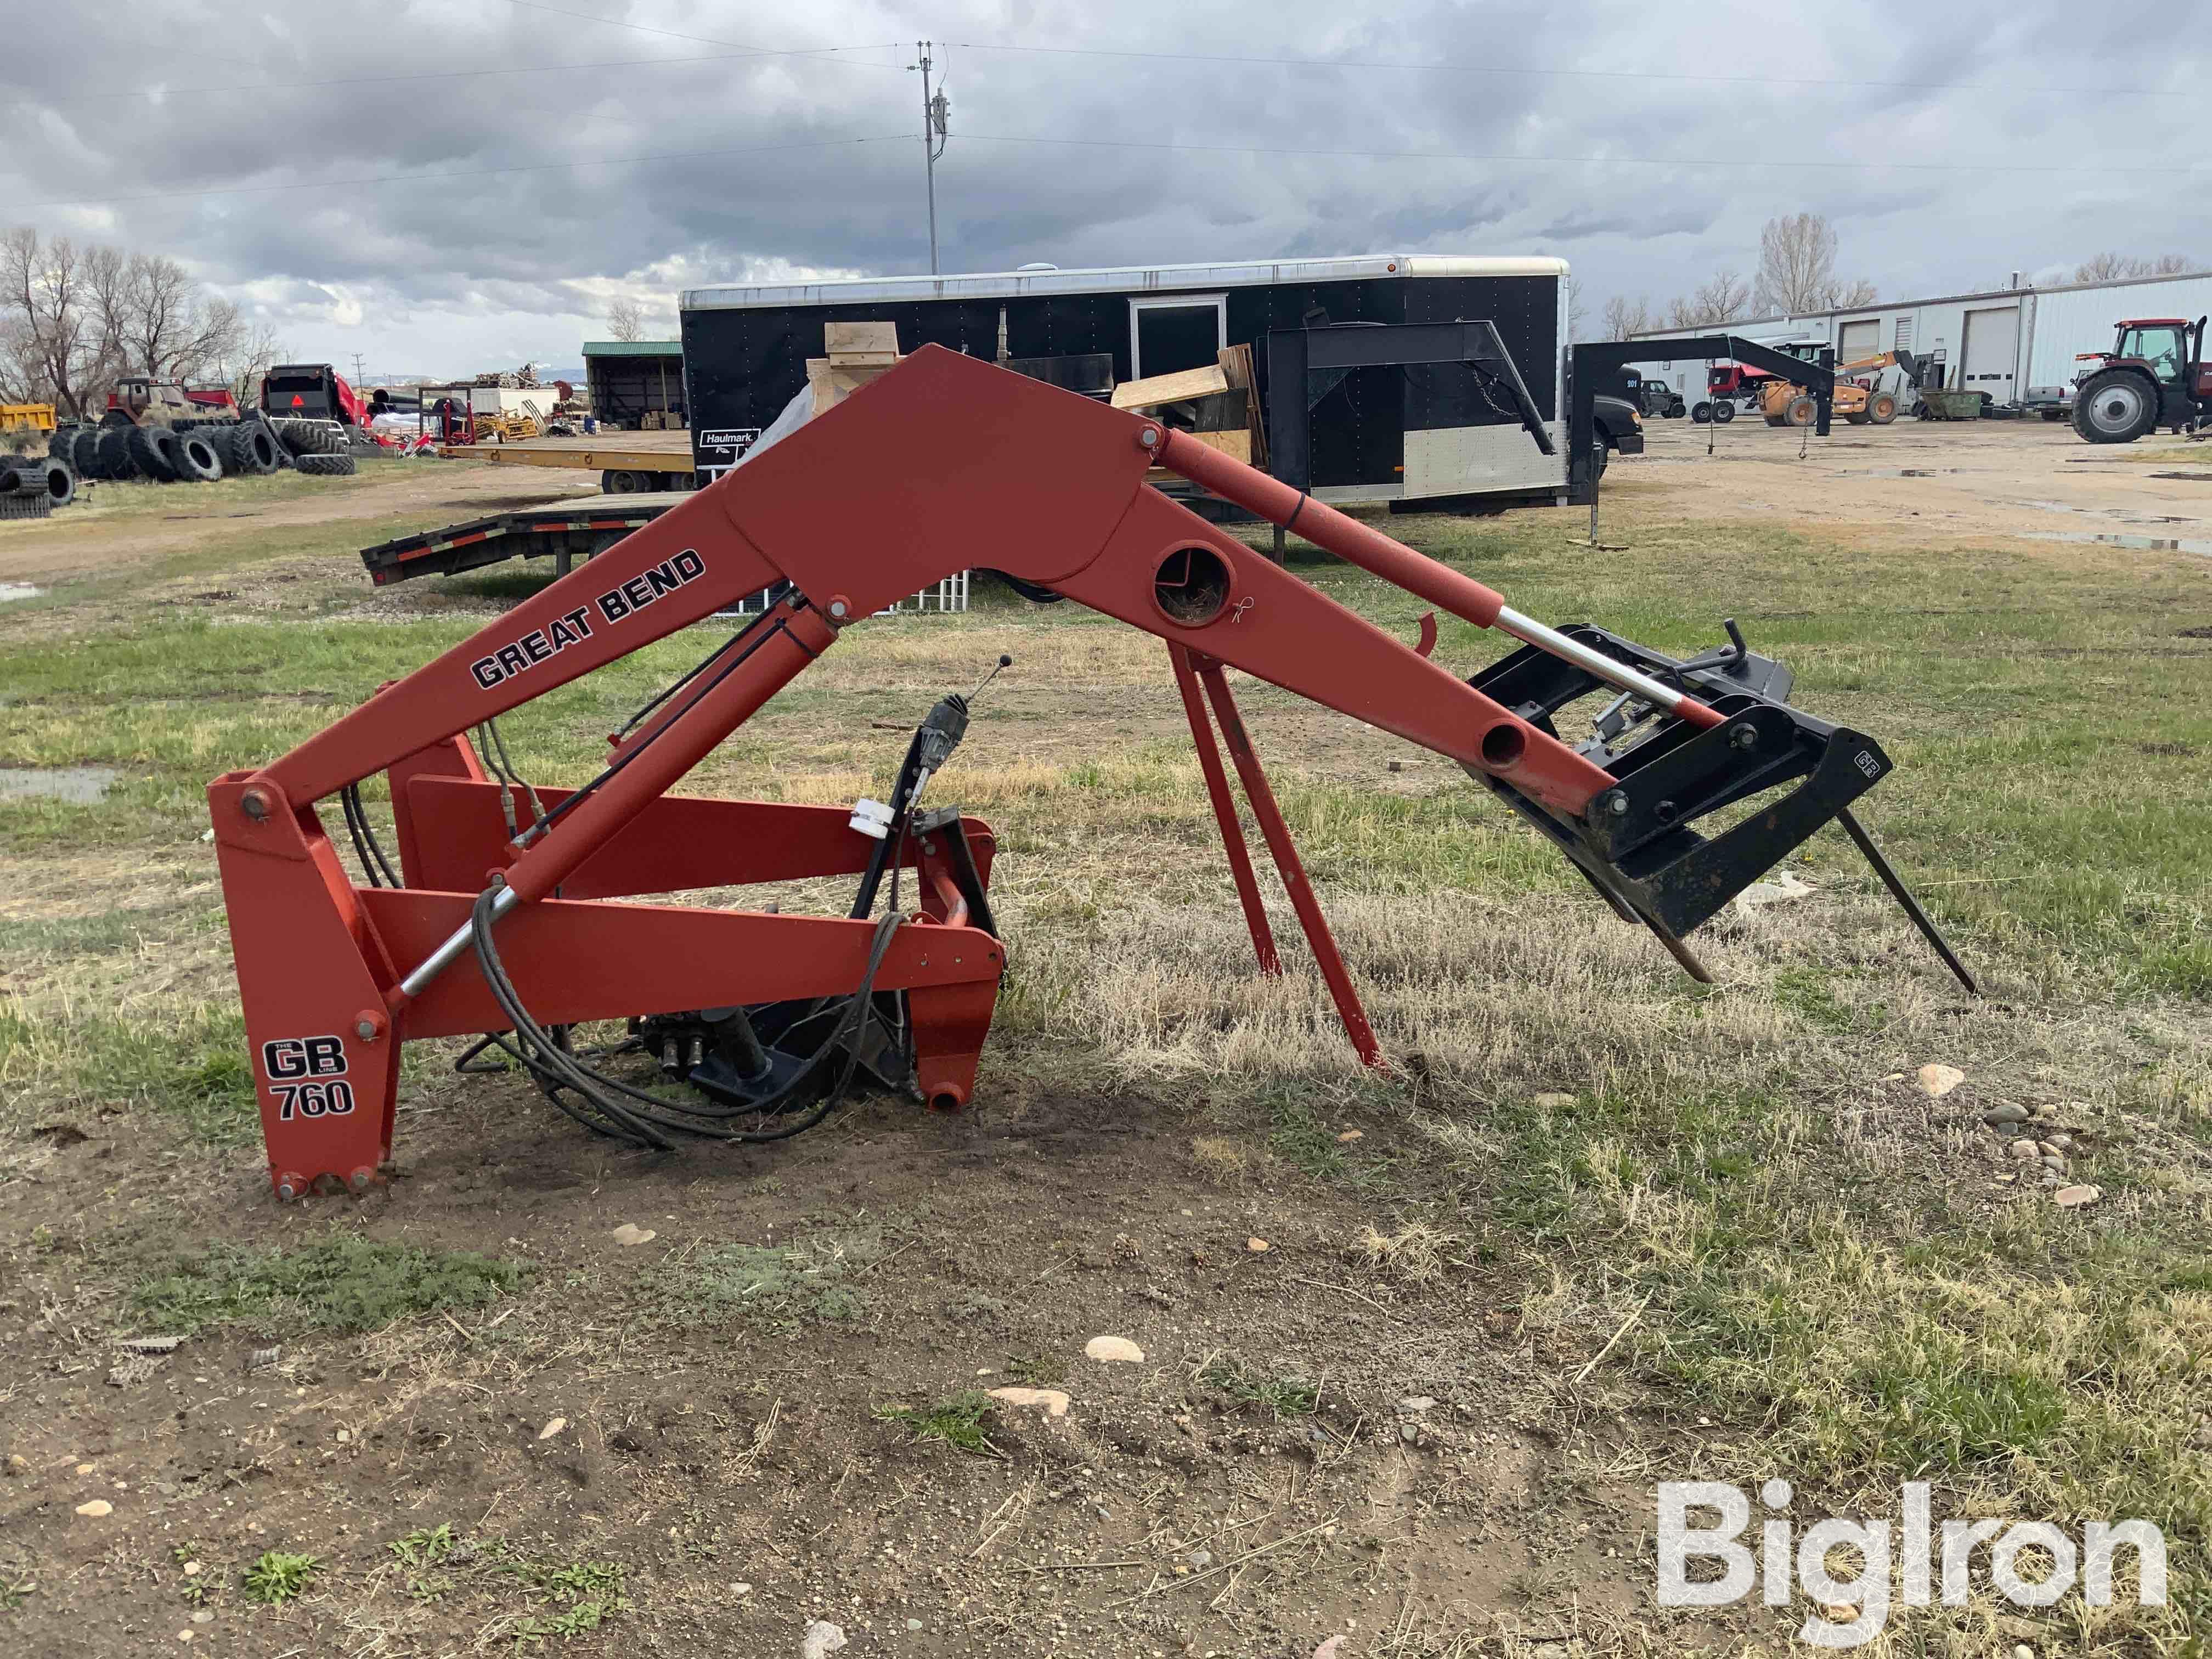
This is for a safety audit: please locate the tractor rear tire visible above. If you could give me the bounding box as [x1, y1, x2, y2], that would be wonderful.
[69, 428, 104, 476]
[173, 432, 225, 482]
[227, 421, 283, 475]
[128, 425, 183, 481]
[95, 428, 137, 480]
[1868, 393, 1899, 425]
[2071, 369, 2157, 444]
[1843, 410, 1871, 425]
[295, 452, 357, 477]
[100, 409, 134, 428]
[1691, 402, 1712, 422]
[1712, 400, 1735, 423]
[32, 456, 75, 507]
[275, 418, 342, 456]
[1783, 395, 1818, 427]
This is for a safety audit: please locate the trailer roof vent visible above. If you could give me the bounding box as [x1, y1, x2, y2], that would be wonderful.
[1015, 262, 1059, 272]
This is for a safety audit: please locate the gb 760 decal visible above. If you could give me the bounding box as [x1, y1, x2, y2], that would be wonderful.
[469, 548, 707, 691]
[261, 1035, 356, 1121]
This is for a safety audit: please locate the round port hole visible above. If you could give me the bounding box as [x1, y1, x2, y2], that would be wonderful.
[1479, 723, 1526, 769]
[1153, 545, 1232, 627]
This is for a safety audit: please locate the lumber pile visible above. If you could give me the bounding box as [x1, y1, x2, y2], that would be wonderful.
[806, 321, 902, 415]
[1114, 346, 1267, 472]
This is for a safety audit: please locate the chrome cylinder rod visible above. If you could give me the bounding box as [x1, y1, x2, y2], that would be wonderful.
[1492, 605, 1719, 727]
[398, 884, 518, 1000]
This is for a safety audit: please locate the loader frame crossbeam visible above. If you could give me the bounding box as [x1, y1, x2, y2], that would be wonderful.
[210, 346, 1959, 1198]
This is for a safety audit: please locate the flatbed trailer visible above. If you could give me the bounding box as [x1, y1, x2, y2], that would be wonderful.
[362, 492, 685, 585]
[438, 430, 698, 492]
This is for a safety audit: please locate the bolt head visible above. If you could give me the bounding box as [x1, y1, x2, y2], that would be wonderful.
[239, 788, 271, 822]
[1137, 427, 1160, 450]
[275, 1182, 298, 1203]
[1730, 724, 1758, 750]
[348, 1168, 374, 1194]
[828, 600, 848, 618]
[1605, 793, 1630, 817]
[355, 1019, 377, 1040]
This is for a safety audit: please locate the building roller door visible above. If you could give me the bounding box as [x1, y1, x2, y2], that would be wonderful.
[1959, 305, 2019, 402]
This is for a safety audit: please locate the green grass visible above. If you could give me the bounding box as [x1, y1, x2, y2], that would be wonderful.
[872, 1390, 1002, 1454]
[1197, 1353, 1321, 1418]
[640, 1227, 881, 1330]
[240, 1550, 320, 1605]
[129, 1233, 530, 1335]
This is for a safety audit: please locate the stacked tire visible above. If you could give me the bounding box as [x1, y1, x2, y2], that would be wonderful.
[52, 414, 363, 484]
[0, 451, 60, 517]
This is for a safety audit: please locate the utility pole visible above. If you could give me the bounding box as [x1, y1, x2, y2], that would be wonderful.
[351, 352, 368, 387]
[912, 42, 950, 274]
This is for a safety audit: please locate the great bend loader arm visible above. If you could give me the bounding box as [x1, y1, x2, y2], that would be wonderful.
[211, 345, 1969, 1199]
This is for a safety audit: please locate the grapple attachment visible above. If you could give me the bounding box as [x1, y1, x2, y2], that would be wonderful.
[1466, 619, 1975, 989]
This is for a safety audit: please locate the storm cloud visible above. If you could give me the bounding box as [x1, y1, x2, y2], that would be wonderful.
[9, 1, 2203, 373]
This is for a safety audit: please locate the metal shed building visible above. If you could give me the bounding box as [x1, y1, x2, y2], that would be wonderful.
[583, 340, 686, 429]
[1628, 267, 2212, 409]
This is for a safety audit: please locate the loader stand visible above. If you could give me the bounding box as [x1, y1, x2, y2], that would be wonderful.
[210, 345, 1972, 1199]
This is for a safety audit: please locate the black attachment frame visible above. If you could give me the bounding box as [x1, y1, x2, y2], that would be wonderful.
[1466, 621, 1974, 992]
[1567, 336, 1838, 503]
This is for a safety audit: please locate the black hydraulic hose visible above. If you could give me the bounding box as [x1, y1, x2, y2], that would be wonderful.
[340, 784, 401, 888]
[516, 610, 799, 847]
[848, 726, 929, 921]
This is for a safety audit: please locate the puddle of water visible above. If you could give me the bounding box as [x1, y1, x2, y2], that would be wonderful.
[2148, 471, 2212, 482]
[1863, 467, 1959, 477]
[0, 581, 42, 602]
[2026, 532, 2212, 555]
[0, 766, 120, 804]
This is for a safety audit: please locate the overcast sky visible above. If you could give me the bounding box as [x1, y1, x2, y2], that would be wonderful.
[12, 2, 2207, 376]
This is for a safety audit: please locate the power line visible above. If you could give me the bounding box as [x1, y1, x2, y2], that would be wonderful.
[951, 40, 2192, 100]
[0, 41, 904, 115]
[490, 0, 903, 69]
[957, 131, 2208, 178]
[20, 133, 919, 212]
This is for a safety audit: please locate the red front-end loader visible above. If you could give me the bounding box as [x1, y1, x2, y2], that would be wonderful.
[207, 346, 1973, 1200]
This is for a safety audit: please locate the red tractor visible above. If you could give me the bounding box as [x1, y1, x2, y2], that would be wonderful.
[2070, 315, 2211, 443]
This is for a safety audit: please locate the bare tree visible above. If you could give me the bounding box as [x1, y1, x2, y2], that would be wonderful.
[606, 296, 645, 342]
[1822, 277, 1881, 309]
[2073, 251, 2135, 283]
[1755, 212, 1841, 314]
[119, 255, 242, 383]
[1565, 275, 1588, 341]
[1601, 293, 1655, 341]
[223, 321, 285, 407]
[1663, 270, 1753, 330]
[1, 229, 109, 420]
[2075, 251, 2198, 281]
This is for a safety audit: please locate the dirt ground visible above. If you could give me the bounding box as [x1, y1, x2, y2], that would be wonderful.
[1620, 413, 2212, 549]
[1, 420, 2205, 1658]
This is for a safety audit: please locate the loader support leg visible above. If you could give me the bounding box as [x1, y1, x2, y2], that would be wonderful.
[1170, 644, 1279, 976]
[1193, 659, 1383, 1069]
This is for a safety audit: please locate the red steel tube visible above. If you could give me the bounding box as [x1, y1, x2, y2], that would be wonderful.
[1169, 644, 1280, 976]
[1197, 662, 1383, 1069]
[1159, 428, 1508, 628]
[501, 600, 836, 904]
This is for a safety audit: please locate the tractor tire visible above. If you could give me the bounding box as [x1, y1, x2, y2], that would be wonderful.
[69, 428, 104, 476]
[46, 427, 78, 461]
[1691, 402, 1712, 423]
[1868, 393, 1899, 425]
[173, 432, 225, 482]
[2071, 369, 2157, 444]
[275, 418, 342, 456]
[1782, 395, 1818, 427]
[1844, 409, 1871, 425]
[0, 454, 44, 494]
[128, 424, 183, 481]
[94, 428, 137, 481]
[30, 455, 75, 507]
[295, 452, 357, 477]
[99, 409, 134, 427]
[1764, 411, 1787, 427]
[1712, 400, 1735, 423]
[226, 421, 283, 475]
